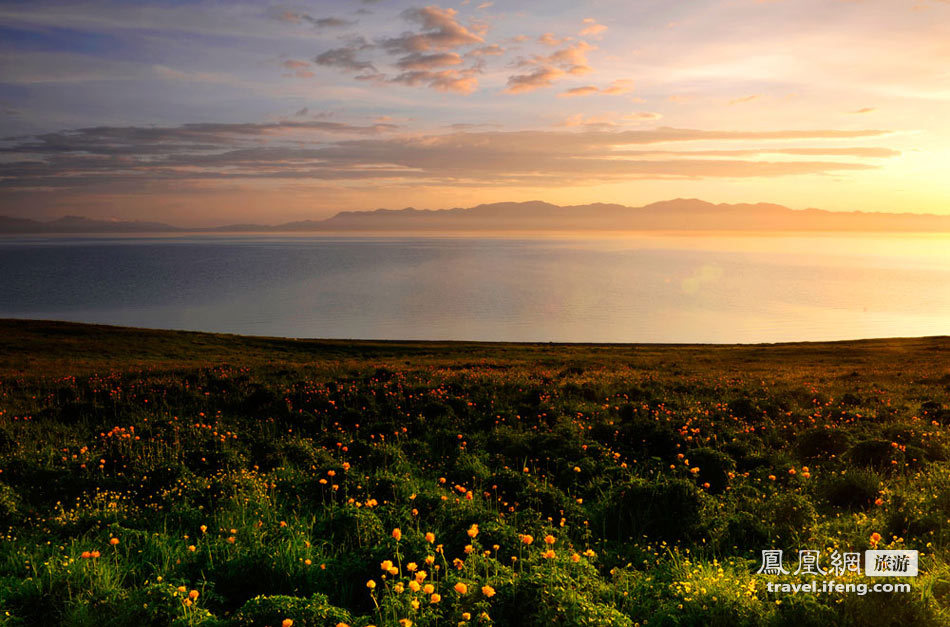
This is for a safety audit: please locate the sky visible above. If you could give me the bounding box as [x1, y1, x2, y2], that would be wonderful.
[1, 0, 949, 226]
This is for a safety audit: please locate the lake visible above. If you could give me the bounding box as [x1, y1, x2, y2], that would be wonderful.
[1, 232, 948, 343]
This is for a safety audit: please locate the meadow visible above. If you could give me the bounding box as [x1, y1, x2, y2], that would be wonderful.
[1, 319, 949, 625]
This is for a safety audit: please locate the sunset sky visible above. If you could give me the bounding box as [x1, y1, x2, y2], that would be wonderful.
[1, 0, 950, 226]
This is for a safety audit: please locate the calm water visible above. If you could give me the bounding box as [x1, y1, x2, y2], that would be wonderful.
[1, 232, 949, 343]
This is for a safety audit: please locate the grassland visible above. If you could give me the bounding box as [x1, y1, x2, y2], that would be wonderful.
[1, 319, 949, 626]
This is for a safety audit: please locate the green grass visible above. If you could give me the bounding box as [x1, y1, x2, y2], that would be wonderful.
[1, 319, 950, 625]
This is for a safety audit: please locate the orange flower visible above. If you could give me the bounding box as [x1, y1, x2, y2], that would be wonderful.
[425, 532, 435, 543]
[521, 534, 533, 545]
[380, 560, 394, 571]
[430, 593, 441, 604]
[392, 528, 402, 541]
[544, 534, 555, 545]
[366, 579, 376, 590]
[90, 551, 100, 558]
[454, 582, 468, 595]
[282, 621, 294, 627]
[109, 538, 119, 546]
[188, 590, 199, 600]
[467, 524, 479, 538]
[870, 532, 882, 545]
[542, 549, 556, 559]
[481, 585, 495, 597]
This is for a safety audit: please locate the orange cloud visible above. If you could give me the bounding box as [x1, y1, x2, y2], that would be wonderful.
[579, 18, 607, 36]
[558, 79, 633, 97]
[509, 41, 595, 92]
[601, 79, 634, 95]
[622, 111, 663, 121]
[538, 33, 565, 46]
[384, 6, 484, 52]
[559, 85, 600, 97]
[392, 68, 479, 93]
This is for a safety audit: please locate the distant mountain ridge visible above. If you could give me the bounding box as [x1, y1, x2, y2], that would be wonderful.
[4, 199, 950, 233]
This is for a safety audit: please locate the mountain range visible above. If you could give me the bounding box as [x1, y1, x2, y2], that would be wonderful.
[3, 199, 950, 233]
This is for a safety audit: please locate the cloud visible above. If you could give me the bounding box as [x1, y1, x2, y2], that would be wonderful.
[559, 79, 634, 97]
[315, 44, 376, 73]
[395, 52, 463, 70]
[0, 123, 892, 195]
[390, 68, 479, 93]
[280, 59, 314, 78]
[270, 10, 356, 29]
[309, 8, 490, 94]
[383, 6, 484, 53]
[851, 107, 877, 113]
[282, 60, 310, 70]
[507, 41, 595, 93]
[602, 79, 634, 95]
[544, 41, 594, 74]
[560, 111, 662, 126]
[561, 113, 619, 128]
[579, 18, 607, 36]
[504, 66, 565, 93]
[538, 33, 565, 46]
[467, 44, 504, 57]
[559, 85, 600, 98]
[623, 111, 664, 121]
[612, 147, 898, 158]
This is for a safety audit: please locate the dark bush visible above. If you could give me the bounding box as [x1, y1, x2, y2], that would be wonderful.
[599, 477, 708, 542]
[816, 470, 880, 510]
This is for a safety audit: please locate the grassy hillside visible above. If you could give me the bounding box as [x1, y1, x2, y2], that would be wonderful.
[1, 320, 949, 625]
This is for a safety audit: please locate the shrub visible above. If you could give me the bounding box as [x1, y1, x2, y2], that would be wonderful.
[686, 447, 735, 493]
[817, 470, 880, 511]
[233, 593, 352, 627]
[599, 477, 709, 542]
[795, 427, 852, 460]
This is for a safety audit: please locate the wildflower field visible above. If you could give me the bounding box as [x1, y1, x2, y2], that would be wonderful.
[1, 319, 949, 626]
